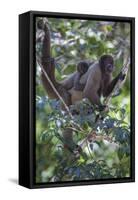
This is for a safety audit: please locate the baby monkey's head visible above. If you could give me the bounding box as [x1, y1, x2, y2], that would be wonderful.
[77, 61, 89, 75]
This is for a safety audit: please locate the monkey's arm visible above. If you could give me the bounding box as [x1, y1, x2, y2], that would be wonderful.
[74, 73, 86, 91]
[103, 72, 125, 97]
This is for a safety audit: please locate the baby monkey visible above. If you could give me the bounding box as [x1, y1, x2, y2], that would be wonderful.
[62, 61, 89, 91]
[74, 61, 89, 91]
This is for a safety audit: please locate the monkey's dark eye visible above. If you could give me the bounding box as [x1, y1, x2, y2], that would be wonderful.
[106, 64, 113, 72]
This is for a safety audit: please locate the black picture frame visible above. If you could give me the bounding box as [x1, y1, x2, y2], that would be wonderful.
[19, 10, 135, 189]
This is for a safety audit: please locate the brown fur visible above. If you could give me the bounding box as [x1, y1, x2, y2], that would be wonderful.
[70, 55, 119, 106]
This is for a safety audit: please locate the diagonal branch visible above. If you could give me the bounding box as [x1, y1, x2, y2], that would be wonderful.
[104, 57, 130, 105]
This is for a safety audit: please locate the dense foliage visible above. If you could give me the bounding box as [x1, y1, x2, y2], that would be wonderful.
[36, 18, 131, 183]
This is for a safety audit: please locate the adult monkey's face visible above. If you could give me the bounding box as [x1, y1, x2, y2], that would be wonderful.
[99, 55, 114, 74]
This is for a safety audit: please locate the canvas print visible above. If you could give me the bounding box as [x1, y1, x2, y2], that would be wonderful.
[35, 16, 131, 184]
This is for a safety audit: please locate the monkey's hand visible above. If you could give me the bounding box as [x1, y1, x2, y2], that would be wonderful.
[98, 104, 107, 112]
[118, 71, 126, 81]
